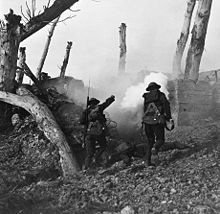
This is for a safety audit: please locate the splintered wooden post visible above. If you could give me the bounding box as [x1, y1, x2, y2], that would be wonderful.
[22, 62, 49, 101]
[0, 10, 21, 129]
[172, 0, 196, 79]
[60, 41, 73, 78]
[16, 47, 26, 84]
[184, 0, 213, 82]
[118, 23, 127, 76]
[0, 9, 20, 92]
[36, 16, 60, 80]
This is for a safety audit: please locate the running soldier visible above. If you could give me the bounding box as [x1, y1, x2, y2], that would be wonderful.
[142, 82, 172, 166]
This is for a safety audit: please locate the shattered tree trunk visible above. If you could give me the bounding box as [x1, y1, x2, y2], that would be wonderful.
[0, 11, 21, 129]
[172, 0, 196, 78]
[0, 87, 80, 177]
[36, 16, 60, 80]
[184, 0, 213, 82]
[23, 62, 49, 101]
[18, 59, 49, 100]
[0, 0, 78, 129]
[16, 47, 26, 84]
[118, 23, 127, 76]
[60, 41, 73, 78]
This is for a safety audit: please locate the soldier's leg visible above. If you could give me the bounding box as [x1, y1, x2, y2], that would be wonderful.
[84, 136, 96, 170]
[144, 124, 155, 165]
[154, 124, 165, 154]
[95, 134, 107, 164]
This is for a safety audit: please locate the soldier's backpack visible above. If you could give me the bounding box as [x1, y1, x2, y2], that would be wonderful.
[142, 91, 165, 125]
[87, 107, 106, 136]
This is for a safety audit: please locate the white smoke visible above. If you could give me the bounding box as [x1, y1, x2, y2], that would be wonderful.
[102, 72, 169, 138]
[120, 72, 169, 110]
[66, 71, 169, 139]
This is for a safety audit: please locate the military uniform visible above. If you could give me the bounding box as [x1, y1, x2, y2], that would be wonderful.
[142, 82, 172, 166]
[81, 96, 115, 170]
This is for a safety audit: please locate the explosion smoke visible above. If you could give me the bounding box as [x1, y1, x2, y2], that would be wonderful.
[110, 72, 169, 139]
[69, 71, 169, 141]
[120, 72, 168, 110]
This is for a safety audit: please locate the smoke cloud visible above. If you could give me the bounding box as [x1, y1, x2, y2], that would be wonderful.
[120, 72, 168, 110]
[86, 71, 170, 139]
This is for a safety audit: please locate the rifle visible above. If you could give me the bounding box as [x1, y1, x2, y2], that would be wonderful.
[82, 80, 90, 147]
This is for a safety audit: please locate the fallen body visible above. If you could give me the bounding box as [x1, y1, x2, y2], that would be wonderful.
[105, 140, 191, 167]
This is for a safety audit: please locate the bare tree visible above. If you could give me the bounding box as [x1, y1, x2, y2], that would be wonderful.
[60, 41, 73, 78]
[118, 23, 127, 76]
[172, 0, 196, 78]
[16, 47, 26, 84]
[184, 0, 213, 82]
[36, 16, 60, 80]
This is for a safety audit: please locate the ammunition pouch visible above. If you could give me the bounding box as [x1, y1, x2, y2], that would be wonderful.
[143, 114, 166, 125]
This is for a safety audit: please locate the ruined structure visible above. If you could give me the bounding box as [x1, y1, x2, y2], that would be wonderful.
[41, 76, 85, 105]
[168, 74, 220, 126]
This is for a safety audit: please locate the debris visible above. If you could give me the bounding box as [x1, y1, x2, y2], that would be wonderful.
[121, 206, 135, 214]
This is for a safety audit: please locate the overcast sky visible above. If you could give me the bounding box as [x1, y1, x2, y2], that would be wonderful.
[1, 0, 220, 84]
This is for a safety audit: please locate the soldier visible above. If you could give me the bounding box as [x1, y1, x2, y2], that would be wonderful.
[80, 95, 115, 170]
[142, 82, 172, 166]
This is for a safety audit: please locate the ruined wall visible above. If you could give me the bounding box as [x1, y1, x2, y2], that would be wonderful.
[212, 81, 220, 119]
[41, 76, 86, 105]
[168, 79, 213, 126]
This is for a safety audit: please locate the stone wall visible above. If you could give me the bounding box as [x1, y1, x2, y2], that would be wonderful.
[212, 81, 220, 119]
[168, 79, 213, 126]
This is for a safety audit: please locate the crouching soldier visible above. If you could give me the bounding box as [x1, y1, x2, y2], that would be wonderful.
[142, 82, 172, 167]
[80, 95, 115, 170]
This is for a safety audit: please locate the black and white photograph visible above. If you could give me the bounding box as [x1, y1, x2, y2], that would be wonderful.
[0, 0, 220, 213]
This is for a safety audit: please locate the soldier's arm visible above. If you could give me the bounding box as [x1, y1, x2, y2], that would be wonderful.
[99, 95, 115, 111]
[142, 93, 147, 112]
[160, 93, 172, 119]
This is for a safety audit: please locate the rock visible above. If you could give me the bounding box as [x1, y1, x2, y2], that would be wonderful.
[170, 188, 177, 194]
[121, 206, 135, 214]
[193, 205, 212, 214]
[156, 176, 169, 183]
[172, 208, 179, 214]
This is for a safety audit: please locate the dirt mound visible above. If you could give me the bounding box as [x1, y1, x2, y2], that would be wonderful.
[0, 116, 61, 190]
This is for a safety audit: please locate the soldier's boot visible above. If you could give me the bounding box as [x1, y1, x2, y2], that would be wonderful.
[152, 147, 159, 158]
[84, 157, 92, 171]
[121, 153, 132, 167]
[84, 149, 94, 170]
[154, 140, 164, 156]
[144, 139, 155, 167]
